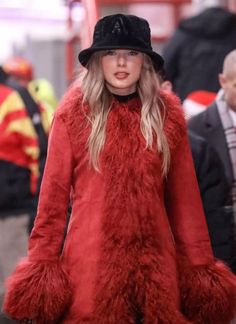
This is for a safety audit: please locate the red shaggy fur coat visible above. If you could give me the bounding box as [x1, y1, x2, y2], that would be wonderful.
[3, 85, 236, 323]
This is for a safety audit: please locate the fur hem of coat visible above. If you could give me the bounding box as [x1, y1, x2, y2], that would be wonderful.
[3, 258, 72, 323]
[181, 260, 236, 324]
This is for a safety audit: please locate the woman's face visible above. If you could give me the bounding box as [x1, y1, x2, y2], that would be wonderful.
[101, 49, 144, 95]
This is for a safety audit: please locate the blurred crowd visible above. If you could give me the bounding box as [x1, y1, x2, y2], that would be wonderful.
[0, 0, 236, 322]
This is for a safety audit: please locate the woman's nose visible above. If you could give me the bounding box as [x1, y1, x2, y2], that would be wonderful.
[117, 53, 126, 67]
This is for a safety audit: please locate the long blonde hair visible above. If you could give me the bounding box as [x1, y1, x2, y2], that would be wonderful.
[80, 52, 170, 175]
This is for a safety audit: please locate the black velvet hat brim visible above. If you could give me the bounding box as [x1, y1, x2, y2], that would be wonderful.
[78, 46, 164, 72]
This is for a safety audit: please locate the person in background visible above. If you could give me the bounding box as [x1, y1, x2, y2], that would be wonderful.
[189, 49, 236, 264]
[0, 64, 50, 322]
[182, 90, 216, 119]
[2, 57, 51, 197]
[188, 130, 236, 272]
[161, 70, 236, 272]
[163, 0, 236, 101]
[3, 56, 33, 87]
[4, 57, 58, 124]
[3, 14, 236, 324]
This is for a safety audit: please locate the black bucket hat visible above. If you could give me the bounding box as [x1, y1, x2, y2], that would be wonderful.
[78, 14, 164, 71]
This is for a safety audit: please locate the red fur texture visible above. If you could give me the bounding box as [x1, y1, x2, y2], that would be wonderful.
[90, 97, 190, 323]
[160, 89, 186, 151]
[3, 258, 72, 323]
[181, 261, 236, 324]
[4, 88, 235, 323]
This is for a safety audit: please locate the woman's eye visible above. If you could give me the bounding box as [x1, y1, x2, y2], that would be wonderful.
[104, 50, 116, 56]
[129, 51, 139, 56]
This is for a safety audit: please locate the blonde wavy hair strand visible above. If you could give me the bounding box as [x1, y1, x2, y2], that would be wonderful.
[80, 52, 170, 175]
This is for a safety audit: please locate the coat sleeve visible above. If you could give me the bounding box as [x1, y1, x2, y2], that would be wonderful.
[165, 130, 214, 264]
[28, 112, 74, 260]
[3, 111, 74, 323]
[165, 129, 236, 323]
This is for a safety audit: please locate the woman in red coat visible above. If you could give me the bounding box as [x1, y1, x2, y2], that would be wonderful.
[3, 14, 236, 324]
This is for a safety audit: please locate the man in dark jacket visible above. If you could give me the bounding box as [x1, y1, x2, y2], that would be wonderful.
[163, 2, 236, 101]
[161, 72, 236, 272]
[188, 131, 235, 271]
[188, 49, 236, 272]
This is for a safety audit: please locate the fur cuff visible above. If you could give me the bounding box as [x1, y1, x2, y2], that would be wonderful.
[180, 261, 236, 324]
[3, 258, 72, 323]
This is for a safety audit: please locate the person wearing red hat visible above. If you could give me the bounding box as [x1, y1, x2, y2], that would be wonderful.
[183, 90, 217, 119]
[3, 14, 236, 324]
[3, 57, 33, 87]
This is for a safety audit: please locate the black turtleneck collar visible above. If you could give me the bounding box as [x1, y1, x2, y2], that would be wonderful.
[112, 92, 138, 103]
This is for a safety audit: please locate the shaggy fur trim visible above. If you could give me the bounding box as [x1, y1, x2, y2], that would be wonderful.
[3, 258, 72, 323]
[91, 102, 190, 323]
[57, 87, 187, 158]
[181, 261, 236, 324]
[160, 90, 186, 151]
